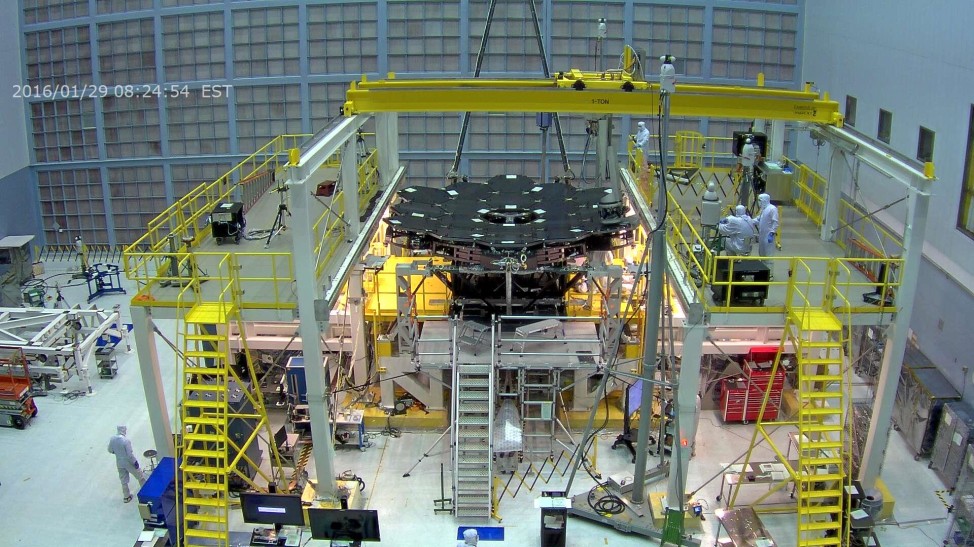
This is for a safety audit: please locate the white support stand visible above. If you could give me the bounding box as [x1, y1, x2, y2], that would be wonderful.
[859, 181, 931, 487]
[667, 319, 705, 505]
[290, 164, 340, 495]
[131, 306, 175, 458]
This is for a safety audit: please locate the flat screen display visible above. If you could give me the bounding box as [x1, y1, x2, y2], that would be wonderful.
[239, 492, 305, 526]
[308, 508, 381, 542]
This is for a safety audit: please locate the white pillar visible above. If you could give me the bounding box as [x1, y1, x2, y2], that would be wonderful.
[131, 306, 175, 458]
[769, 120, 785, 161]
[667, 316, 705, 507]
[290, 170, 339, 495]
[821, 148, 846, 242]
[375, 113, 400, 186]
[349, 266, 368, 386]
[859, 181, 931, 487]
[342, 140, 361, 237]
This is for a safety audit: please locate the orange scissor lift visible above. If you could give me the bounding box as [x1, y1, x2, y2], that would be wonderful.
[0, 347, 38, 429]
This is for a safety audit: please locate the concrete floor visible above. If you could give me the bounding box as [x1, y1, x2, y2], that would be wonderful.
[0, 261, 950, 546]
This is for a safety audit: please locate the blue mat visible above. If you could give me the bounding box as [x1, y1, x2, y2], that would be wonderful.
[457, 526, 505, 541]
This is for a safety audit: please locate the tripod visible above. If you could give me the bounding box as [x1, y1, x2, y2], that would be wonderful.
[402, 425, 452, 478]
[265, 185, 291, 248]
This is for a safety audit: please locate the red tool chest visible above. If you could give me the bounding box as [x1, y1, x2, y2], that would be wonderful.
[720, 347, 786, 423]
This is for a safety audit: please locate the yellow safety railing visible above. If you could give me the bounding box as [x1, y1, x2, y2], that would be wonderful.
[312, 190, 348, 279]
[627, 133, 737, 173]
[123, 134, 309, 299]
[625, 158, 899, 317]
[782, 158, 827, 227]
[358, 148, 381, 212]
[835, 198, 903, 256]
[231, 252, 297, 310]
[830, 257, 901, 315]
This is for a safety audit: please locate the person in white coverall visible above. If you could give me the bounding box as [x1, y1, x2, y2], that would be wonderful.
[108, 425, 145, 502]
[754, 193, 779, 261]
[457, 528, 479, 546]
[634, 121, 651, 166]
[717, 205, 756, 256]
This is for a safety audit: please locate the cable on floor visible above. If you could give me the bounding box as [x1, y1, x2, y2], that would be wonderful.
[380, 414, 401, 438]
[587, 484, 625, 515]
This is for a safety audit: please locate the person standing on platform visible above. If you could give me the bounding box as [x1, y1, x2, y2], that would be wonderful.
[634, 121, 651, 168]
[754, 193, 779, 263]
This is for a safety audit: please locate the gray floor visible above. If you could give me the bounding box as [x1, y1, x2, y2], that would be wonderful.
[0, 261, 950, 546]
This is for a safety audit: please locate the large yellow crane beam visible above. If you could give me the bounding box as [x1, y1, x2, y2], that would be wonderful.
[343, 72, 843, 125]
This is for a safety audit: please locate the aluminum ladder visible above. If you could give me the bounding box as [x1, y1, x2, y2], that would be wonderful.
[452, 322, 494, 521]
[520, 368, 558, 463]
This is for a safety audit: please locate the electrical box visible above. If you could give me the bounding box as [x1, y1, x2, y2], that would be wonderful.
[210, 202, 244, 245]
[0, 235, 35, 286]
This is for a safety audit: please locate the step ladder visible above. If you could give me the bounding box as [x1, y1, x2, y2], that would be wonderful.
[790, 308, 851, 547]
[520, 369, 558, 463]
[179, 303, 233, 547]
[452, 320, 494, 521]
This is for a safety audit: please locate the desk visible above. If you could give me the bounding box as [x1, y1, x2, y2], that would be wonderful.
[717, 460, 796, 507]
[714, 507, 777, 546]
[333, 409, 367, 451]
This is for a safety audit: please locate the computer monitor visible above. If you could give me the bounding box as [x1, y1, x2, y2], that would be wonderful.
[239, 492, 305, 526]
[308, 508, 381, 542]
[274, 424, 289, 451]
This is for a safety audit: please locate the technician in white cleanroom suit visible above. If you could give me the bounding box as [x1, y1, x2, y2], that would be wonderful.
[754, 193, 779, 260]
[457, 528, 479, 546]
[108, 425, 146, 502]
[717, 205, 756, 256]
[634, 121, 650, 166]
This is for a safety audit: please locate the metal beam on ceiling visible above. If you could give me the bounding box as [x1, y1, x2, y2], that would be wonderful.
[343, 75, 842, 124]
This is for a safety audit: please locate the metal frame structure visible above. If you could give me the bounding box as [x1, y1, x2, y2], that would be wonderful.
[0, 306, 130, 393]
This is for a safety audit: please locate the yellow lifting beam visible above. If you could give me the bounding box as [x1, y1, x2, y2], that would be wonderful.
[343, 73, 843, 125]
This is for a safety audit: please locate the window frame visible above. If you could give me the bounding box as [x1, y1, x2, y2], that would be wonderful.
[957, 107, 974, 238]
[917, 125, 935, 163]
[845, 95, 857, 127]
[877, 108, 892, 144]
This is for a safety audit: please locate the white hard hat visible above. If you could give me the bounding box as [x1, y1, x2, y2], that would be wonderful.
[637, 121, 646, 128]
[735, 205, 746, 216]
[745, 137, 752, 144]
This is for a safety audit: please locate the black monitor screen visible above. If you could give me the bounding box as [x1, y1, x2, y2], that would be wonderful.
[308, 508, 381, 542]
[239, 492, 305, 526]
[274, 425, 288, 449]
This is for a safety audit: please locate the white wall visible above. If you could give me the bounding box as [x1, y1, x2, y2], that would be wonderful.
[799, 1, 974, 278]
[0, 0, 28, 179]
[798, 1, 974, 388]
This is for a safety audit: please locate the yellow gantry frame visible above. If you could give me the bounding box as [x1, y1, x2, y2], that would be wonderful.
[343, 72, 843, 125]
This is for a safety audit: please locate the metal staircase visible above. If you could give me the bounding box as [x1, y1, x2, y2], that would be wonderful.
[176, 288, 286, 546]
[789, 308, 852, 547]
[179, 302, 233, 546]
[452, 321, 494, 521]
[520, 369, 557, 463]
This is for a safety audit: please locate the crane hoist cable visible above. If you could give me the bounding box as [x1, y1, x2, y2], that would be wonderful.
[448, 0, 573, 181]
